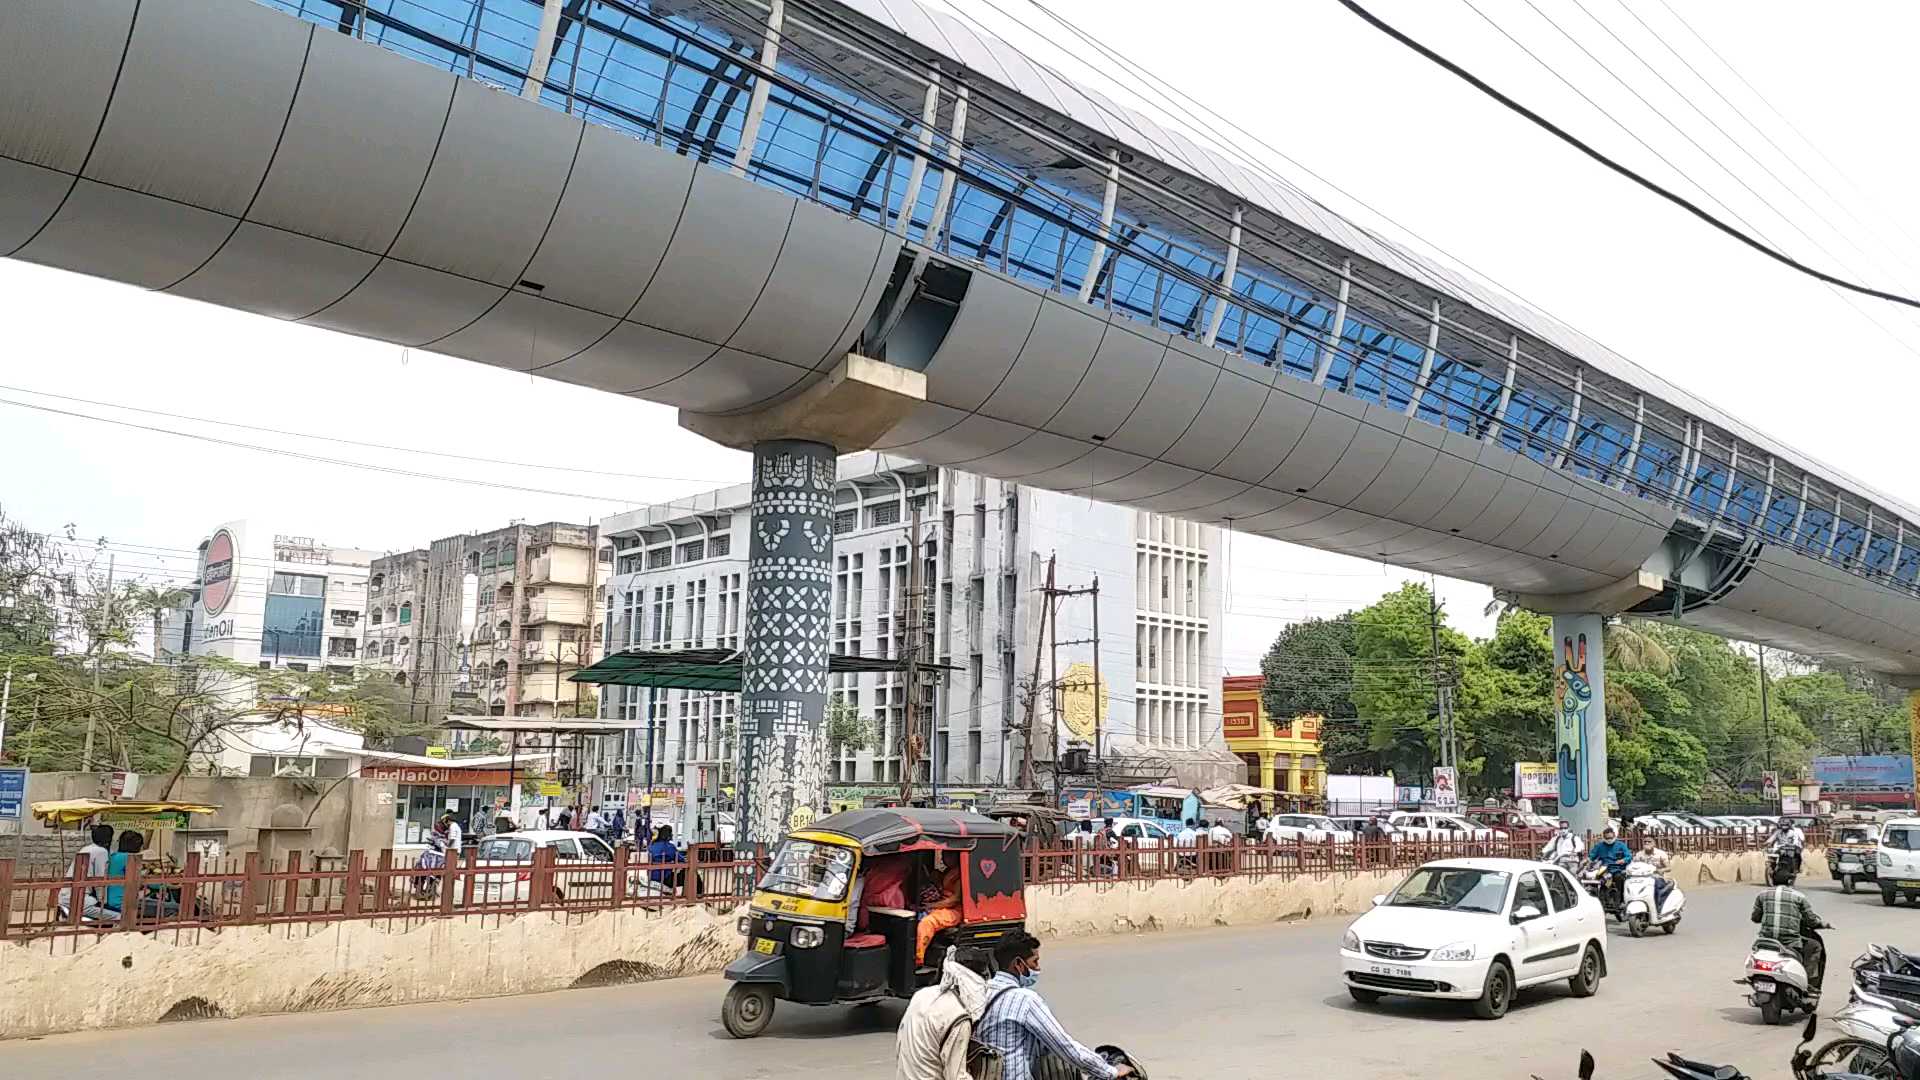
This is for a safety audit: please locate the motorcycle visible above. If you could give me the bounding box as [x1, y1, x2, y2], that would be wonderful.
[1771, 845, 1805, 887]
[1748, 926, 1829, 1026]
[1581, 863, 1624, 920]
[1623, 860, 1685, 937]
[1855, 944, 1920, 1007]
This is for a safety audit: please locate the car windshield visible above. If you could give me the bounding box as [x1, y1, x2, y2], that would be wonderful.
[1387, 867, 1511, 914]
[759, 840, 856, 901]
[1837, 826, 1876, 844]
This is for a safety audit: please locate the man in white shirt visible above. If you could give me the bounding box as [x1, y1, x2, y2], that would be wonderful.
[585, 808, 606, 834]
[1206, 819, 1234, 846]
[1173, 819, 1199, 848]
[59, 824, 115, 920]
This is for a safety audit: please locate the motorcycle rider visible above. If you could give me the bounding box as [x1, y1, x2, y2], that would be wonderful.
[1768, 818, 1807, 879]
[1541, 820, 1583, 866]
[1588, 826, 1632, 910]
[1752, 882, 1828, 1001]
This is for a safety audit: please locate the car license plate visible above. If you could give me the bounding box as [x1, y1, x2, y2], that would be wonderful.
[1900, 881, 1920, 889]
[1368, 963, 1413, 979]
[1838, 860, 1861, 871]
[753, 938, 776, 954]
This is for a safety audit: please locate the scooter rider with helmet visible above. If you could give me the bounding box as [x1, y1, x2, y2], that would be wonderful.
[1768, 817, 1806, 878]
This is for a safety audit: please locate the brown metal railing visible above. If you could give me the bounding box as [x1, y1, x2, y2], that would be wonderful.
[0, 826, 1815, 950]
[0, 843, 761, 951]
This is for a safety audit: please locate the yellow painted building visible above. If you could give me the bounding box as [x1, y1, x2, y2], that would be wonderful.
[1222, 675, 1326, 799]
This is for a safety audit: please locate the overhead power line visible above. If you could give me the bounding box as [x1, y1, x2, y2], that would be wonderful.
[1332, 0, 1920, 311]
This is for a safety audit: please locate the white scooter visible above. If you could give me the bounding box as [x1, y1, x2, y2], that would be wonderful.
[1745, 927, 1826, 1026]
[1622, 860, 1684, 937]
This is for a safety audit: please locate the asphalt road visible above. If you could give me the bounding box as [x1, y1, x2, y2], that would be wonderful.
[6, 876, 1917, 1079]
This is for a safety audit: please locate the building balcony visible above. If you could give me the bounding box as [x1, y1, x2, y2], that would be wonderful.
[522, 597, 589, 625]
[529, 554, 590, 586]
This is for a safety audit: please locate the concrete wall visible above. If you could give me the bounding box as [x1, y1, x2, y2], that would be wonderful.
[0, 848, 1818, 1039]
[12, 773, 396, 873]
[1026, 848, 1830, 938]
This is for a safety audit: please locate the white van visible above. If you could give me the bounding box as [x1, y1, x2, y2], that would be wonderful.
[1876, 818, 1920, 906]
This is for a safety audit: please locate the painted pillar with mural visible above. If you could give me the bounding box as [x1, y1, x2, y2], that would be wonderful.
[738, 440, 836, 845]
[1551, 613, 1609, 836]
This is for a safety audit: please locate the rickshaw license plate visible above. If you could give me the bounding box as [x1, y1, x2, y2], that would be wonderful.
[753, 938, 776, 954]
[1368, 963, 1413, 979]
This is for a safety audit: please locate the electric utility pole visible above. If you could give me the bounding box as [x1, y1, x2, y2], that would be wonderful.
[899, 499, 925, 806]
[1018, 555, 1055, 790]
[83, 553, 114, 772]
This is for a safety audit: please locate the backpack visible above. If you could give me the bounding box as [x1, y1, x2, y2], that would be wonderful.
[950, 987, 1016, 1080]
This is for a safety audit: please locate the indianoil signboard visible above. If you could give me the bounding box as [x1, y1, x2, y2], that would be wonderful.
[201, 528, 238, 616]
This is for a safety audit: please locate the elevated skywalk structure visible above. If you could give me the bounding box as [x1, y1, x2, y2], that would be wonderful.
[5, 0, 1918, 833]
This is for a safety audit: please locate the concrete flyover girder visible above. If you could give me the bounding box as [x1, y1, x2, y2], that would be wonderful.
[679, 352, 928, 454]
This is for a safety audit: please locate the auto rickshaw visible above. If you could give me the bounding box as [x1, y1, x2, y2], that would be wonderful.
[721, 807, 1025, 1038]
[1829, 817, 1882, 893]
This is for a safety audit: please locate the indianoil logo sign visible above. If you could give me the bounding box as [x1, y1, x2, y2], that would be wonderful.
[202, 529, 237, 616]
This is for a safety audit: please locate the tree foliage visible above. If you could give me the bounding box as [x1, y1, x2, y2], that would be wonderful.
[1255, 578, 1900, 805]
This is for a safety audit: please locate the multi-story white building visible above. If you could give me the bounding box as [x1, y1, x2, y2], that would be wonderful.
[594, 454, 1237, 803]
[184, 521, 375, 674]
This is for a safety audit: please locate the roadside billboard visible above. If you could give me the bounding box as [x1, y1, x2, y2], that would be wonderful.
[1811, 755, 1914, 792]
[1513, 762, 1559, 801]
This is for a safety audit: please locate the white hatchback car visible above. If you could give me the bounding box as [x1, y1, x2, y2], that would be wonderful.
[1388, 811, 1504, 842]
[1340, 857, 1607, 1019]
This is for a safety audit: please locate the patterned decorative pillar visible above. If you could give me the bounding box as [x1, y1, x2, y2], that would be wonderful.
[738, 439, 836, 845]
[1551, 613, 1610, 836]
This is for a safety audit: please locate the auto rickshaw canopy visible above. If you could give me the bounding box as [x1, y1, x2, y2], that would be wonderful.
[797, 807, 1018, 855]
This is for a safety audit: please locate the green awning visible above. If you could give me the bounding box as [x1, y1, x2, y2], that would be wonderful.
[570, 648, 953, 692]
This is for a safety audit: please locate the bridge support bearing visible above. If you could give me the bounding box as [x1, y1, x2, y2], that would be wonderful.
[1551, 613, 1611, 837]
[679, 355, 926, 844]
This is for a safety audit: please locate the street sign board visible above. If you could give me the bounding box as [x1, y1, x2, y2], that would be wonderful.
[1513, 762, 1558, 800]
[0, 767, 27, 821]
[1431, 767, 1458, 810]
[1762, 771, 1780, 799]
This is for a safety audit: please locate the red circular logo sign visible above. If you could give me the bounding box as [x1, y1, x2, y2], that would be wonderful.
[202, 529, 237, 616]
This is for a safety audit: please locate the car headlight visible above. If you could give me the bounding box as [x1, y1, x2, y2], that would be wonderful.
[1341, 928, 1361, 952]
[1883, 853, 1893, 867]
[1431, 942, 1477, 962]
[791, 925, 824, 949]
[737, 915, 751, 936]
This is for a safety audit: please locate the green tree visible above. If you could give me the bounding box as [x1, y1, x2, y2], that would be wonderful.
[1258, 615, 1357, 722]
[824, 694, 872, 756]
[126, 584, 191, 662]
[1351, 583, 1469, 780]
[1454, 609, 1555, 789]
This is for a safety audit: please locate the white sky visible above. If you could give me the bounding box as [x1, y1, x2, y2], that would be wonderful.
[4, 0, 1919, 677]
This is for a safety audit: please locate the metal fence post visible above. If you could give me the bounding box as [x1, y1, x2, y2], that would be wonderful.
[116, 855, 142, 931]
[343, 850, 365, 918]
[0, 857, 12, 940]
[374, 849, 393, 912]
[612, 842, 629, 909]
[180, 852, 201, 925]
[283, 850, 303, 918]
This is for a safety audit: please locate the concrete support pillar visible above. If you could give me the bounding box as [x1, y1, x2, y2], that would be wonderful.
[738, 439, 836, 843]
[1551, 613, 1609, 836]
[679, 353, 928, 844]
[1257, 751, 1275, 791]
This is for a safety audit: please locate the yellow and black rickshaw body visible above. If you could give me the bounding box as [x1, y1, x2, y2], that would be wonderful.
[721, 807, 1025, 1038]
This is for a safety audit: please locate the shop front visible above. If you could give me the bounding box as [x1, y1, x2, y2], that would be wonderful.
[364, 764, 519, 846]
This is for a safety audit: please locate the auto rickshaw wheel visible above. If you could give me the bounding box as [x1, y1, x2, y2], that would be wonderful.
[722, 984, 775, 1039]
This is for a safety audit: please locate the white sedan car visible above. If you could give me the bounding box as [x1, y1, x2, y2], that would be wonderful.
[1388, 811, 1505, 842]
[1340, 857, 1607, 1019]
[1265, 814, 1355, 844]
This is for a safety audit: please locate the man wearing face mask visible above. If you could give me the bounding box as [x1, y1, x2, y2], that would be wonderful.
[978, 931, 1132, 1080]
